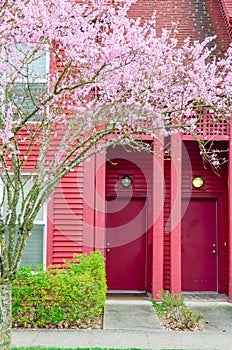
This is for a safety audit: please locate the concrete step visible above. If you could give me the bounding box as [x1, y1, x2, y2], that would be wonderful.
[103, 299, 161, 330]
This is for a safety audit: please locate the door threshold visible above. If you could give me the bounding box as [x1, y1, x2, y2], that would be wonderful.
[107, 290, 147, 297]
[182, 292, 228, 302]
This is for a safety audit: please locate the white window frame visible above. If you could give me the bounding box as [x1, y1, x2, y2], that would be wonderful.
[7, 43, 50, 84]
[0, 173, 47, 268]
[2, 44, 50, 123]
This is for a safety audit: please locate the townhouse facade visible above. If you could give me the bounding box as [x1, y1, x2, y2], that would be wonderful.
[20, 0, 232, 300]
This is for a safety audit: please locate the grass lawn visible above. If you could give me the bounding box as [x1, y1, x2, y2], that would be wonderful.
[12, 348, 148, 350]
[12, 348, 186, 350]
[12, 348, 144, 350]
[12, 348, 185, 350]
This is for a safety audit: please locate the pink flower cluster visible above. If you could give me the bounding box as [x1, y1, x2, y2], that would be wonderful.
[0, 0, 231, 162]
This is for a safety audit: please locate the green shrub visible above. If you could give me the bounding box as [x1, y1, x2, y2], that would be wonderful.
[153, 290, 184, 315]
[12, 251, 106, 328]
[153, 290, 203, 331]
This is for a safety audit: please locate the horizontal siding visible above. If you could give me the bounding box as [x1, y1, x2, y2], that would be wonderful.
[219, 0, 232, 38]
[154, 0, 230, 50]
[128, 0, 155, 21]
[16, 127, 40, 170]
[128, 0, 231, 50]
[221, 0, 232, 17]
[182, 142, 228, 193]
[49, 166, 84, 265]
[106, 145, 153, 195]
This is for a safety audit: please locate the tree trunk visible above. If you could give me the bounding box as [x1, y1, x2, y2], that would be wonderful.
[0, 280, 12, 350]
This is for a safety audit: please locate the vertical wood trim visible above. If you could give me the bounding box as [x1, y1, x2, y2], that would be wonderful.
[95, 151, 106, 255]
[152, 138, 164, 299]
[83, 156, 95, 254]
[46, 193, 54, 266]
[170, 134, 182, 293]
[228, 132, 232, 301]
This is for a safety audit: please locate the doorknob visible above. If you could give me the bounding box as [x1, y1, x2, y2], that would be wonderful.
[106, 248, 110, 253]
[212, 250, 216, 255]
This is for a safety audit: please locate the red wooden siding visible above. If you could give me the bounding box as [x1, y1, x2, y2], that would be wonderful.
[13, 127, 40, 170]
[128, 0, 231, 51]
[218, 0, 232, 38]
[105, 145, 153, 196]
[47, 166, 84, 265]
[154, 0, 230, 50]
[128, 0, 155, 21]
[221, 0, 232, 17]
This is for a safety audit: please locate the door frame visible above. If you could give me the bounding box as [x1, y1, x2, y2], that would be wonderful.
[105, 193, 152, 292]
[181, 193, 225, 293]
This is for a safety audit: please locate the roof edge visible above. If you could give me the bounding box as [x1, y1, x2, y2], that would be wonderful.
[218, 0, 232, 38]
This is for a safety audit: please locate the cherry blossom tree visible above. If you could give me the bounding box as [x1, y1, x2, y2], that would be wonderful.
[0, 0, 232, 348]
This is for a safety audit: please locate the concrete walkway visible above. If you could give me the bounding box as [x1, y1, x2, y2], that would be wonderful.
[103, 299, 160, 330]
[12, 299, 232, 350]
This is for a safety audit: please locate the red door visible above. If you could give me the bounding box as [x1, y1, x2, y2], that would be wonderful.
[182, 198, 218, 291]
[106, 198, 147, 290]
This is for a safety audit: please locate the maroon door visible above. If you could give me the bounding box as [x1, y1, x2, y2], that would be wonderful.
[106, 198, 147, 290]
[182, 198, 218, 291]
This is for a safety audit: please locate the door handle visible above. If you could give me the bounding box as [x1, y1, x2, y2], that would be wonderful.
[106, 248, 110, 253]
[212, 250, 216, 255]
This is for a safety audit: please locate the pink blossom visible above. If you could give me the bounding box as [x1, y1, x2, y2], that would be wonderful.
[0, 107, 14, 145]
[0, 0, 230, 173]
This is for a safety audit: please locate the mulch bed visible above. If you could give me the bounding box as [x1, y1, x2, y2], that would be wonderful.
[13, 314, 103, 330]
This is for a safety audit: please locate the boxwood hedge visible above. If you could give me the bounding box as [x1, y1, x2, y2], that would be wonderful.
[12, 252, 106, 328]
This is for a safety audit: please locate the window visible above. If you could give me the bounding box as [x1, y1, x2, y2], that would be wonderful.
[0, 174, 46, 268]
[20, 174, 46, 268]
[11, 83, 47, 119]
[20, 225, 45, 267]
[5, 44, 48, 121]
